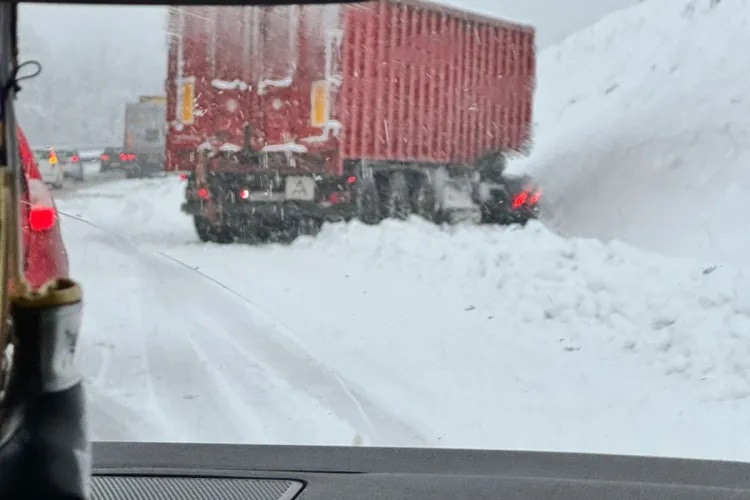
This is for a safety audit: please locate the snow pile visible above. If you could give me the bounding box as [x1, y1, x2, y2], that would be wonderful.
[511, 0, 750, 264]
[57, 177, 750, 459]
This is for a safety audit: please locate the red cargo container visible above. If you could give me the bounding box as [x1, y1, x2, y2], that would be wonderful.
[167, 1, 537, 242]
[166, 1, 534, 173]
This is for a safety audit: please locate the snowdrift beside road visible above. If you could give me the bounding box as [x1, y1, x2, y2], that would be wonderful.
[57, 177, 750, 460]
[512, 0, 750, 265]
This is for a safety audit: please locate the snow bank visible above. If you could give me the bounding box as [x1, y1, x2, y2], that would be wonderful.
[512, 0, 750, 264]
[57, 177, 750, 460]
[165, 216, 750, 458]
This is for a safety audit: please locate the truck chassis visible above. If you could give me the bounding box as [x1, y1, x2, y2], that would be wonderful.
[181, 153, 540, 244]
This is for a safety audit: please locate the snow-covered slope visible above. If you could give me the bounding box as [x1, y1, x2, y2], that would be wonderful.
[439, 0, 644, 47]
[56, 177, 750, 460]
[512, 0, 750, 264]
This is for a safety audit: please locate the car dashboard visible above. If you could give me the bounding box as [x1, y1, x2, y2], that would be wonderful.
[92, 442, 750, 500]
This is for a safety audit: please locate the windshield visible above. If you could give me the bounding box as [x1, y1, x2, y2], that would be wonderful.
[13, 0, 749, 461]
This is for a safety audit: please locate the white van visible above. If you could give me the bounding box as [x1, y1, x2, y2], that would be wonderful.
[32, 148, 64, 189]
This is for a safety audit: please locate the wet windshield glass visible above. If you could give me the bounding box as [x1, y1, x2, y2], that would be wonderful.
[12, 0, 750, 461]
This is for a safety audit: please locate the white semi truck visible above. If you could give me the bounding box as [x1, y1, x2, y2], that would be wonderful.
[123, 95, 166, 178]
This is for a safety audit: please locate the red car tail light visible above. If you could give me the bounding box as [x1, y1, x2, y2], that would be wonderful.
[70, 155, 79, 163]
[26, 178, 58, 232]
[197, 188, 210, 200]
[119, 152, 127, 161]
[28, 205, 56, 232]
[100, 154, 109, 161]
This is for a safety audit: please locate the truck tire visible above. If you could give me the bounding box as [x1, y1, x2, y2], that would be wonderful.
[385, 171, 411, 220]
[412, 174, 436, 222]
[126, 165, 144, 179]
[193, 216, 233, 244]
[355, 179, 381, 225]
[296, 217, 321, 237]
[237, 222, 271, 245]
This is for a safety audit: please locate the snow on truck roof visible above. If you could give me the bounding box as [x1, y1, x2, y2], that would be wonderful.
[391, 0, 536, 32]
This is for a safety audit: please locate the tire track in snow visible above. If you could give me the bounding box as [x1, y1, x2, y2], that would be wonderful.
[86, 384, 173, 442]
[77, 225, 348, 444]
[63, 212, 428, 446]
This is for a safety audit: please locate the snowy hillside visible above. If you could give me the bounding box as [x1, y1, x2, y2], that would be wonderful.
[512, 0, 750, 264]
[440, 0, 644, 47]
[56, 176, 750, 460]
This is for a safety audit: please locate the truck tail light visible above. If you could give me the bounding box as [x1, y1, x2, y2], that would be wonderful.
[511, 191, 528, 209]
[328, 192, 350, 204]
[528, 191, 541, 205]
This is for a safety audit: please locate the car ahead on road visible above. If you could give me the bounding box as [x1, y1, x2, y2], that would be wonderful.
[31, 147, 64, 189]
[99, 146, 135, 172]
[18, 129, 70, 289]
[55, 148, 86, 182]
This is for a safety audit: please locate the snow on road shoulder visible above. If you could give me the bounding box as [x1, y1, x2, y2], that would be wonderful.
[511, 0, 750, 264]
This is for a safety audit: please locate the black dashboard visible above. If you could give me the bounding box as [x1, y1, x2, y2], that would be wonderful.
[92, 442, 750, 500]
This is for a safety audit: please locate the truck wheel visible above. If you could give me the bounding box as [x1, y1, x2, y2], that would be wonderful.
[193, 216, 233, 244]
[412, 175, 436, 222]
[355, 179, 381, 225]
[297, 217, 321, 237]
[237, 222, 272, 245]
[385, 171, 411, 220]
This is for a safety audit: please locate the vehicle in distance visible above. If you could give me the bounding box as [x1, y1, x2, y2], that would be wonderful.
[166, 1, 539, 243]
[32, 147, 64, 189]
[123, 96, 167, 178]
[55, 148, 85, 182]
[99, 146, 135, 172]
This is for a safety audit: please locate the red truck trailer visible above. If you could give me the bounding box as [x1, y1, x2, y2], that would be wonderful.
[166, 1, 538, 243]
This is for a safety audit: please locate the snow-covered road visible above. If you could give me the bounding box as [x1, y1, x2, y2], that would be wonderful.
[61, 186, 425, 446]
[53, 176, 750, 461]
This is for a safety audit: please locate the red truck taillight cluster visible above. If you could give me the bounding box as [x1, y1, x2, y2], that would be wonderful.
[512, 189, 542, 210]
